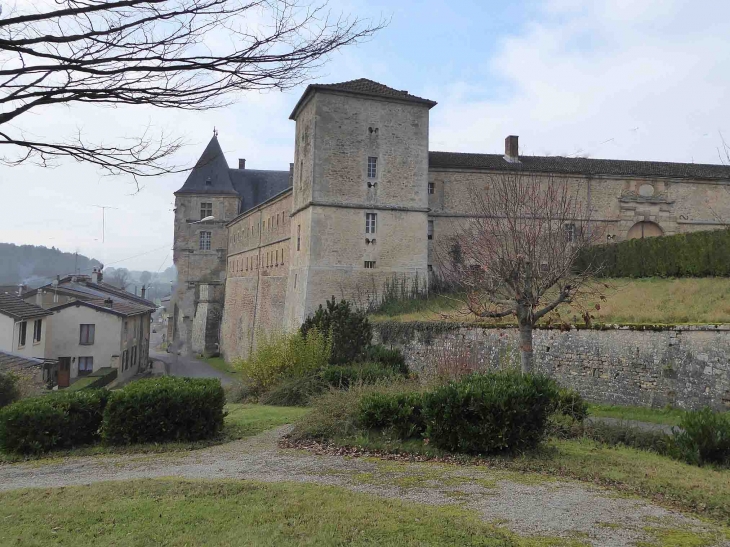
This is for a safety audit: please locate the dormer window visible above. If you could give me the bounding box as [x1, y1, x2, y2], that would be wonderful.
[205, 177, 212, 186]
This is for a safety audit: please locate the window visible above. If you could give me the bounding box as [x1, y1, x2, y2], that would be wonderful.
[281, 248, 284, 265]
[428, 220, 434, 240]
[79, 324, 95, 345]
[428, 265, 433, 272]
[17, 321, 27, 347]
[364, 261, 376, 269]
[428, 182, 435, 195]
[365, 213, 377, 234]
[33, 319, 42, 343]
[275, 249, 279, 265]
[78, 357, 93, 376]
[200, 202, 212, 219]
[199, 231, 212, 250]
[367, 157, 377, 178]
[565, 223, 577, 243]
[297, 225, 301, 251]
[122, 350, 128, 371]
[124, 320, 128, 336]
[132, 346, 137, 367]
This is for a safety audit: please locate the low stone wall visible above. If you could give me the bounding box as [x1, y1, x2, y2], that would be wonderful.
[374, 322, 730, 410]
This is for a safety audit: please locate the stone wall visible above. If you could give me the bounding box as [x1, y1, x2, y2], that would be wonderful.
[375, 323, 730, 410]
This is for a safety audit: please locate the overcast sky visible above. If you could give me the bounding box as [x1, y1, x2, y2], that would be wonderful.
[2, 0, 729, 271]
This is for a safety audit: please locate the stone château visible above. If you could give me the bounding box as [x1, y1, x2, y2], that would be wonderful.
[170, 78, 730, 360]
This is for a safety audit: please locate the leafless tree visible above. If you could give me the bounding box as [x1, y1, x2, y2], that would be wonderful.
[436, 171, 605, 373]
[0, 0, 383, 178]
[106, 267, 131, 290]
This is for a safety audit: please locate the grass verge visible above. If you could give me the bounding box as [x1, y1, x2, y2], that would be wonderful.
[588, 404, 688, 426]
[0, 404, 309, 464]
[202, 356, 239, 377]
[0, 478, 585, 546]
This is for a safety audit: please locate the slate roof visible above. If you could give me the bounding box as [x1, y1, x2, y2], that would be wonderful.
[0, 293, 53, 320]
[429, 151, 730, 180]
[290, 78, 437, 119]
[24, 279, 156, 311]
[230, 168, 291, 213]
[174, 136, 239, 196]
[50, 299, 152, 318]
[0, 350, 48, 371]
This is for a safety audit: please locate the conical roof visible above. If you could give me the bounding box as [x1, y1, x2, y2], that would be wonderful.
[174, 135, 238, 195]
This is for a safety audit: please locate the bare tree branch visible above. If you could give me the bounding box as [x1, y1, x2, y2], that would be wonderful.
[0, 0, 385, 176]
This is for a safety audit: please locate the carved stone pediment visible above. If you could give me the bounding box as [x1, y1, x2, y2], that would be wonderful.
[619, 189, 674, 204]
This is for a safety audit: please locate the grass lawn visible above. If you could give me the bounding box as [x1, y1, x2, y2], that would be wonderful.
[326, 434, 730, 525]
[587, 404, 689, 426]
[0, 479, 581, 547]
[0, 404, 309, 464]
[371, 277, 730, 325]
[203, 356, 240, 376]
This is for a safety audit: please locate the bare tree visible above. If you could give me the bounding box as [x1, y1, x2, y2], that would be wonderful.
[106, 267, 131, 290]
[0, 0, 383, 177]
[436, 171, 604, 373]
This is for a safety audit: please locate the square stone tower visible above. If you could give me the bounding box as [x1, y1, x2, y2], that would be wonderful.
[284, 79, 437, 328]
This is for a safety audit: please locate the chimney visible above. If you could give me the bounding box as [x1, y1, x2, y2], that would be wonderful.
[238, 158, 246, 169]
[103, 298, 113, 309]
[52, 275, 59, 287]
[504, 135, 519, 163]
[141, 285, 146, 300]
[91, 267, 101, 284]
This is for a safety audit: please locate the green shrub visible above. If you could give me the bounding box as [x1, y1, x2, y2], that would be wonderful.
[301, 297, 372, 364]
[358, 392, 425, 439]
[576, 228, 730, 278]
[0, 372, 20, 408]
[0, 390, 109, 454]
[259, 374, 327, 407]
[322, 363, 399, 389]
[67, 367, 117, 391]
[422, 372, 559, 455]
[102, 377, 225, 445]
[671, 407, 730, 466]
[360, 344, 408, 375]
[224, 380, 260, 404]
[236, 329, 331, 390]
[553, 388, 588, 421]
[567, 419, 672, 454]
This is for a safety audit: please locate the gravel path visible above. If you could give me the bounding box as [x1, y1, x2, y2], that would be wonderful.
[0, 427, 726, 547]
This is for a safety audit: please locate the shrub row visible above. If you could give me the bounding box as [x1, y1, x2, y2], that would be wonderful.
[0, 377, 225, 454]
[575, 228, 730, 278]
[357, 372, 560, 455]
[322, 363, 400, 389]
[0, 372, 21, 408]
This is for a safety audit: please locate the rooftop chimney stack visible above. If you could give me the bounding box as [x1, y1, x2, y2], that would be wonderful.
[91, 268, 101, 284]
[504, 135, 520, 163]
[239, 158, 246, 169]
[52, 275, 59, 287]
[141, 285, 146, 300]
[104, 298, 113, 308]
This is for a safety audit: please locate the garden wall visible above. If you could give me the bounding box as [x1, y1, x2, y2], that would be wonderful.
[375, 322, 730, 411]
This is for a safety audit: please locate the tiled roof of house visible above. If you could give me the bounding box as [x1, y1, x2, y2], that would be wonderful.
[290, 78, 437, 119]
[50, 298, 152, 318]
[0, 350, 47, 371]
[428, 151, 730, 180]
[0, 293, 53, 320]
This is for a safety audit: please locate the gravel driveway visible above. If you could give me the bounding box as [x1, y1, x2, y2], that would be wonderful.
[0, 427, 726, 547]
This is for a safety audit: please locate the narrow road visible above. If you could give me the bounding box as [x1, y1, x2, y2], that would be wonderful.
[149, 331, 233, 386]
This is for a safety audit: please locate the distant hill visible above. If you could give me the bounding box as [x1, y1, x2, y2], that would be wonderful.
[0, 243, 103, 287]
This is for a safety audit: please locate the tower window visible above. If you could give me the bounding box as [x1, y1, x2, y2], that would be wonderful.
[365, 213, 377, 234]
[428, 220, 434, 240]
[565, 223, 577, 243]
[200, 202, 212, 219]
[428, 182, 435, 195]
[297, 225, 301, 251]
[364, 261, 376, 269]
[199, 231, 212, 250]
[367, 157, 377, 178]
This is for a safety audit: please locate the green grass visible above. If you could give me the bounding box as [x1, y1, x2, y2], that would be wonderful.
[371, 277, 730, 325]
[202, 356, 239, 376]
[588, 404, 688, 426]
[0, 479, 585, 546]
[321, 433, 730, 525]
[0, 404, 309, 464]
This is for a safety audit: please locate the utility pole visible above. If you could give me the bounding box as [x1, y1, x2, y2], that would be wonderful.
[91, 205, 119, 243]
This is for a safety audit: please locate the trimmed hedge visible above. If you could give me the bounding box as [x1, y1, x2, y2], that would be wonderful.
[0, 389, 109, 454]
[358, 392, 425, 439]
[360, 344, 408, 375]
[102, 377, 225, 445]
[67, 367, 118, 392]
[422, 372, 559, 455]
[575, 228, 730, 278]
[322, 363, 400, 389]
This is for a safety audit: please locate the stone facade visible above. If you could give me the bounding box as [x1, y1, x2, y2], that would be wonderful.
[375, 323, 730, 410]
[171, 78, 730, 362]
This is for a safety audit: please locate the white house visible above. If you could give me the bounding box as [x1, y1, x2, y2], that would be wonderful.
[0, 293, 53, 359]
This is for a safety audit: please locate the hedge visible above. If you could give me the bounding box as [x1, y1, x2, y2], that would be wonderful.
[575, 228, 730, 278]
[422, 372, 558, 455]
[321, 363, 400, 389]
[0, 389, 109, 454]
[358, 392, 425, 439]
[102, 377, 225, 445]
[67, 367, 118, 392]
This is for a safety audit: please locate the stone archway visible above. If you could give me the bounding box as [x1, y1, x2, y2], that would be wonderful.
[627, 221, 663, 239]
